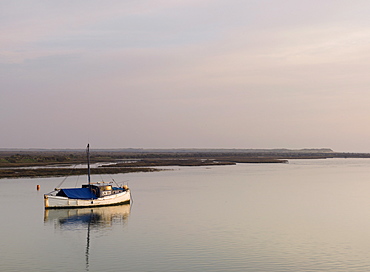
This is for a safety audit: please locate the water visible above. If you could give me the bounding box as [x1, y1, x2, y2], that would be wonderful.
[1, 159, 370, 271]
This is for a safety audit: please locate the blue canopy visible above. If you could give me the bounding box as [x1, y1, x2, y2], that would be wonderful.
[59, 188, 97, 200]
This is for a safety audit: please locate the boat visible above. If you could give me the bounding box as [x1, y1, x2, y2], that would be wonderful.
[44, 144, 131, 209]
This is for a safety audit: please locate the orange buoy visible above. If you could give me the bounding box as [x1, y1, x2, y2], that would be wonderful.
[37, 185, 40, 191]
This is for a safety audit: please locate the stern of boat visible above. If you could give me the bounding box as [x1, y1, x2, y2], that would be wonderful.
[44, 194, 49, 208]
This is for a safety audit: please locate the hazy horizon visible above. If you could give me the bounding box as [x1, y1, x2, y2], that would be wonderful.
[2, 1, 370, 152]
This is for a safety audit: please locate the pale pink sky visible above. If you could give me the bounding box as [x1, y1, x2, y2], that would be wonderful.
[1, 0, 370, 152]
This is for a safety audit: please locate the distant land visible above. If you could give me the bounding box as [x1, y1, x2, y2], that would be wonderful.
[0, 147, 335, 153]
[1, 148, 369, 178]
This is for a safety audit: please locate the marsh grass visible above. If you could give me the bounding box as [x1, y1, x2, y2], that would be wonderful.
[1, 149, 365, 178]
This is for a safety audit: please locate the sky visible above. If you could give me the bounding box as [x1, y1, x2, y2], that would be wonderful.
[1, 0, 370, 152]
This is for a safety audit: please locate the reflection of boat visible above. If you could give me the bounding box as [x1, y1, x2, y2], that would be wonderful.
[44, 204, 131, 229]
[44, 144, 131, 209]
[44, 204, 130, 271]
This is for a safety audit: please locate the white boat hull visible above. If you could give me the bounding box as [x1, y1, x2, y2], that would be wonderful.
[44, 189, 131, 209]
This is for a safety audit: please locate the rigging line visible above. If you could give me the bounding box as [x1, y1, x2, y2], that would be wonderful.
[55, 164, 77, 188]
[75, 174, 80, 188]
[109, 174, 120, 187]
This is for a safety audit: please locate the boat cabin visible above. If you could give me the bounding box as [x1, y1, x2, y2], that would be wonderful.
[55, 183, 128, 200]
[82, 183, 127, 197]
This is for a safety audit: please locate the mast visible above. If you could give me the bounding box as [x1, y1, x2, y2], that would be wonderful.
[87, 144, 91, 186]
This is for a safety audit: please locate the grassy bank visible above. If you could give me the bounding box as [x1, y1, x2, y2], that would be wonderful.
[0, 151, 287, 178]
[0, 167, 159, 179]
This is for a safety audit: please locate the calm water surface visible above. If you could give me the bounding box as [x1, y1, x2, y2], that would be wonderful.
[1, 159, 370, 271]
